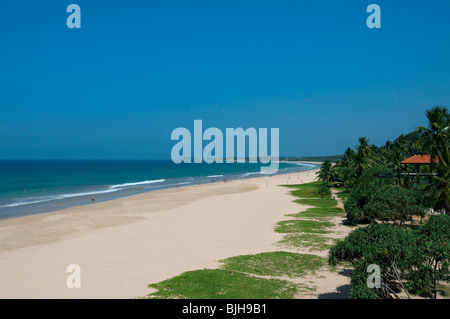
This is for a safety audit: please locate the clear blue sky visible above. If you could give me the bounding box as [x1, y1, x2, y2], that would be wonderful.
[1, 1, 449, 159]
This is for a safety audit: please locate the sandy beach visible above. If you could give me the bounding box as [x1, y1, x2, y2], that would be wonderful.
[0, 168, 350, 299]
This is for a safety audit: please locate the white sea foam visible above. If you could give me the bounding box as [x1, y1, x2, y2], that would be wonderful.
[295, 163, 316, 167]
[207, 175, 223, 178]
[109, 179, 165, 189]
[0, 188, 121, 208]
[242, 172, 261, 177]
[144, 181, 190, 189]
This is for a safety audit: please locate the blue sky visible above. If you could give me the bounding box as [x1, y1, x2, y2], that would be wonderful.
[1, 1, 449, 159]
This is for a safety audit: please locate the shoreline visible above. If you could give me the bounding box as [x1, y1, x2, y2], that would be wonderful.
[0, 161, 320, 222]
[280, 160, 324, 164]
[0, 168, 321, 298]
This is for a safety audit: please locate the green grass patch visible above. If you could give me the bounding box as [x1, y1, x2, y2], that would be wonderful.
[335, 190, 350, 204]
[289, 207, 343, 218]
[296, 284, 318, 294]
[336, 191, 350, 200]
[282, 181, 322, 189]
[220, 251, 325, 278]
[146, 269, 297, 299]
[278, 233, 335, 251]
[275, 219, 334, 234]
[281, 182, 325, 198]
[294, 198, 337, 208]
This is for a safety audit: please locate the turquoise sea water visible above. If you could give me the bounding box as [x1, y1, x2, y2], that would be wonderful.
[0, 160, 319, 219]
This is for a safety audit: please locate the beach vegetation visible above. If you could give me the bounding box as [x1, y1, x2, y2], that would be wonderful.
[345, 184, 424, 225]
[335, 166, 357, 192]
[279, 182, 342, 251]
[336, 189, 350, 202]
[294, 197, 337, 209]
[319, 106, 449, 215]
[416, 106, 450, 213]
[220, 251, 325, 278]
[326, 106, 450, 299]
[289, 207, 343, 219]
[146, 251, 325, 299]
[283, 181, 325, 198]
[147, 269, 297, 299]
[275, 219, 334, 234]
[317, 184, 332, 196]
[362, 186, 425, 226]
[329, 215, 449, 299]
[316, 160, 335, 185]
[278, 233, 334, 251]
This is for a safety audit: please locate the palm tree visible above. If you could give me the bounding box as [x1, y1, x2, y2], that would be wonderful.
[341, 147, 355, 167]
[421, 168, 450, 214]
[317, 160, 333, 185]
[337, 166, 357, 191]
[352, 137, 374, 176]
[372, 141, 389, 167]
[355, 137, 370, 157]
[416, 106, 450, 168]
[416, 106, 450, 213]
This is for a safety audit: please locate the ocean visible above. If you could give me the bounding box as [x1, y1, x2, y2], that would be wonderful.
[0, 160, 319, 220]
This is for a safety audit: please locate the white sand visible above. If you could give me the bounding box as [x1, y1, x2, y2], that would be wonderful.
[0, 170, 326, 298]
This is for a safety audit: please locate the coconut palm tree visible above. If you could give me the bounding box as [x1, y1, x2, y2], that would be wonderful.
[421, 169, 450, 214]
[352, 137, 374, 177]
[355, 137, 370, 157]
[341, 147, 355, 168]
[337, 166, 357, 191]
[416, 106, 450, 168]
[317, 160, 334, 185]
[416, 106, 450, 213]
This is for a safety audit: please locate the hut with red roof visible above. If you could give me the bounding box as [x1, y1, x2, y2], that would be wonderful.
[400, 155, 439, 183]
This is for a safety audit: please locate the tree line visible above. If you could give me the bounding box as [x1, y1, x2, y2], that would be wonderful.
[317, 106, 449, 299]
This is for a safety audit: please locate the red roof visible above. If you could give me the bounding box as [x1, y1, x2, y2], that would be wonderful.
[400, 155, 439, 164]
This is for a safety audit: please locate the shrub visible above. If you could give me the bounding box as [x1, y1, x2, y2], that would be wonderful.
[329, 215, 450, 299]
